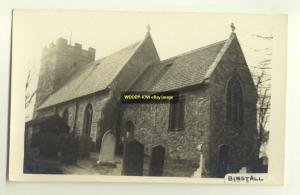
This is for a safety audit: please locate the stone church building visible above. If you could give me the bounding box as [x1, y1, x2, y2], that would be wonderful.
[32, 28, 258, 176]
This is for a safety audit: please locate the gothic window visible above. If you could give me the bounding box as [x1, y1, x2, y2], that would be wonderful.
[83, 103, 93, 136]
[226, 76, 244, 126]
[169, 96, 185, 131]
[62, 108, 69, 125]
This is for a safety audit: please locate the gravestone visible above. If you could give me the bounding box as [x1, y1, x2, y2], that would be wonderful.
[97, 130, 116, 165]
[258, 156, 268, 173]
[122, 140, 144, 176]
[193, 144, 204, 178]
[239, 167, 248, 173]
[149, 145, 165, 176]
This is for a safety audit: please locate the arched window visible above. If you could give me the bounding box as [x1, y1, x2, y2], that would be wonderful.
[226, 76, 243, 126]
[83, 103, 93, 136]
[62, 108, 69, 125]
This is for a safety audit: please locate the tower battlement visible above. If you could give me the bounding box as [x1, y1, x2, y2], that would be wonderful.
[42, 38, 96, 60]
[35, 38, 96, 110]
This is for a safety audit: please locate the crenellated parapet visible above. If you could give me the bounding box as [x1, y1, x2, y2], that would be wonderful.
[42, 38, 95, 60]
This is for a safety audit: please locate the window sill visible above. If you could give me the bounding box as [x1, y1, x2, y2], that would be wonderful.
[168, 128, 184, 132]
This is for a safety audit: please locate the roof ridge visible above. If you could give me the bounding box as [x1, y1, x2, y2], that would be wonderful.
[160, 39, 227, 64]
[203, 33, 236, 79]
[149, 34, 236, 92]
[102, 40, 141, 59]
[106, 34, 153, 91]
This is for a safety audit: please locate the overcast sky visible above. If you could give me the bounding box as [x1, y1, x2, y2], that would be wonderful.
[12, 11, 282, 120]
[14, 11, 278, 67]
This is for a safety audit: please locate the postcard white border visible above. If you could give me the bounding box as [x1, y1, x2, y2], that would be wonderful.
[8, 10, 287, 185]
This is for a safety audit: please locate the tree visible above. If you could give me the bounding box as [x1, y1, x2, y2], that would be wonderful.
[249, 34, 273, 157]
[255, 68, 271, 146]
[25, 68, 37, 109]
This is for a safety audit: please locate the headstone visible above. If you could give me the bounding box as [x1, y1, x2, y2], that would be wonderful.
[97, 130, 116, 165]
[193, 144, 204, 178]
[260, 156, 268, 173]
[122, 140, 144, 176]
[149, 145, 165, 176]
[262, 156, 268, 166]
[239, 166, 248, 173]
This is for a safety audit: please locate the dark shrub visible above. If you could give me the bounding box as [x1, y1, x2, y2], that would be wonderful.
[61, 135, 79, 164]
[39, 132, 60, 158]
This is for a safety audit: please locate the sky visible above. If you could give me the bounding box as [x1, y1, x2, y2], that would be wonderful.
[11, 11, 279, 123]
[14, 11, 276, 65]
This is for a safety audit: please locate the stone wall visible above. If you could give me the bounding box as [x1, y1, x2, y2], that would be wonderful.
[121, 87, 211, 163]
[35, 54, 57, 107]
[208, 35, 258, 172]
[35, 34, 258, 174]
[38, 91, 110, 146]
[35, 34, 160, 153]
[120, 35, 258, 175]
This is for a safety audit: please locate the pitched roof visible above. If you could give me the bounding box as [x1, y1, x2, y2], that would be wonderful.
[38, 40, 142, 109]
[132, 33, 235, 92]
[129, 61, 167, 91]
[150, 40, 226, 91]
[38, 33, 237, 109]
[25, 114, 70, 133]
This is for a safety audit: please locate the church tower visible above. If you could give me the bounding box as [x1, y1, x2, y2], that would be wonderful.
[35, 38, 95, 112]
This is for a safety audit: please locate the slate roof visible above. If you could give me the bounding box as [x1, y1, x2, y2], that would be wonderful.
[38, 41, 141, 109]
[26, 114, 69, 133]
[150, 40, 227, 91]
[131, 34, 235, 92]
[39, 32, 236, 109]
[129, 61, 168, 91]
